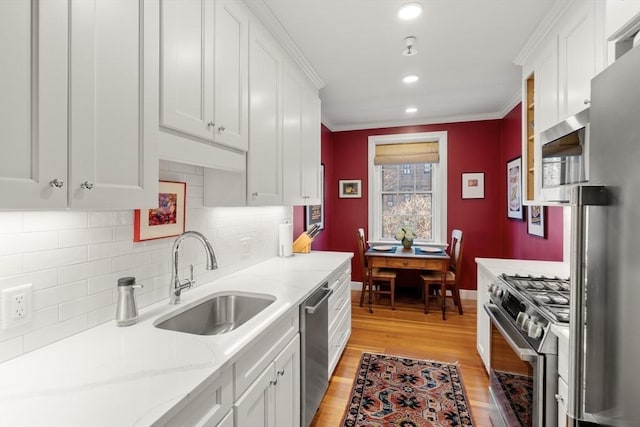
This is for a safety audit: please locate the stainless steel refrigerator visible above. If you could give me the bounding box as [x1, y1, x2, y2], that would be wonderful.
[568, 44, 640, 426]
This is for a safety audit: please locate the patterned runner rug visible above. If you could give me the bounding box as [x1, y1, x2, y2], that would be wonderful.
[342, 352, 474, 427]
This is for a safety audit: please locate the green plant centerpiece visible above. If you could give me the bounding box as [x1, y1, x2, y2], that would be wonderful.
[395, 227, 416, 249]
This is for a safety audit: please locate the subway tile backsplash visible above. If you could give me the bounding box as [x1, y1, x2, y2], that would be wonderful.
[0, 161, 291, 362]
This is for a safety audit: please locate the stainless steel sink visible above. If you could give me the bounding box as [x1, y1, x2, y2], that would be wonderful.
[154, 292, 276, 335]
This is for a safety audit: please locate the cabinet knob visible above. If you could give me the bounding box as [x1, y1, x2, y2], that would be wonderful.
[218, 125, 226, 132]
[555, 393, 565, 403]
[207, 121, 215, 128]
[49, 178, 64, 189]
[277, 369, 285, 376]
[81, 181, 95, 190]
[584, 99, 591, 105]
[252, 192, 258, 197]
[270, 378, 278, 386]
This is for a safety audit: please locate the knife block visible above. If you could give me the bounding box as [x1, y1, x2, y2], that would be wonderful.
[293, 232, 313, 253]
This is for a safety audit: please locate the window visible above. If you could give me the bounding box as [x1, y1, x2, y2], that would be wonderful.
[368, 132, 447, 244]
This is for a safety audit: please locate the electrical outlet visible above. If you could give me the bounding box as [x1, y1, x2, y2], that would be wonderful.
[1, 284, 33, 329]
[240, 237, 251, 254]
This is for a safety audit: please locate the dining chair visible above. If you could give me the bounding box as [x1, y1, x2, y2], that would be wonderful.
[357, 228, 397, 312]
[420, 229, 464, 318]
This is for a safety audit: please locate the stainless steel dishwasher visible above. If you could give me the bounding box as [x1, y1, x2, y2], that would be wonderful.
[300, 283, 332, 427]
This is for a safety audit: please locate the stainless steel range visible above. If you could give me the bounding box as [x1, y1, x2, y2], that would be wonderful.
[484, 273, 570, 427]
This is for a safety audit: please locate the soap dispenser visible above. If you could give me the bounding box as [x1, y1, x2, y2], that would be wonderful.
[115, 277, 143, 326]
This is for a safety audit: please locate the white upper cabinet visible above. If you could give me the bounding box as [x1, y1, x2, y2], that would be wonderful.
[70, 0, 159, 209]
[247, 21, 283, 206]
[558, 0, 603, 120]
[160, 0, 249, 152]
[0, 0, 68, 209]
[534, 42, 560, 135]
[283, 59, 321, 206]
[0, 0, 158, 210]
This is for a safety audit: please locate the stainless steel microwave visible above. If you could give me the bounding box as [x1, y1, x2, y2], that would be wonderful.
[539, 108, 590, 202]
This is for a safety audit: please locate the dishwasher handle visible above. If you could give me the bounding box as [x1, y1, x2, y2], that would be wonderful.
[304, 286, 333, 314]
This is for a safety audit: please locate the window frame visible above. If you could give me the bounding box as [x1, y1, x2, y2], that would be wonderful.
[367, 131, 448, 245]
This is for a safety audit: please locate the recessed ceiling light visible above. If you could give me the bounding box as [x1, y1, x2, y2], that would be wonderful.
[403, 75, 419, 84]
[398, 2, 423, 20]
[405, 107, 418, 113]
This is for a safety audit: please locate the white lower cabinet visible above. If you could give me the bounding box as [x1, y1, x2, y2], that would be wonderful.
[476, 263, 492, 374]
[327, 261, 352, 375]
[235, 334, 300, 427]
[154, 370, 233, 427]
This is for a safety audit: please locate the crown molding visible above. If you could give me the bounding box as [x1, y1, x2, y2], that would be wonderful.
[498, 90, 523, 118]
[322, 111, 506, 133]
[243, 0, 325, 89]
[513, 0, 575, 66]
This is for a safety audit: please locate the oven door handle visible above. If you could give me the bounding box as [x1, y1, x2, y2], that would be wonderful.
[484, 303, 538, 363]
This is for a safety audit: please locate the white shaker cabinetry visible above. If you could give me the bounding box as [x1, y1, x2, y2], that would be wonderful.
[0, 0, 68, 209]
[519, 0, 604, 204]
[70, 0, 159, 209]
[235, 334, 300, 427]
[327, 261, 352, 375]
[0, 0, 157, 210]
[283, 58, 321, 206]
[159, 0, 249, 152]
[476, 262, 492, 374]
[246, 21, 284, 206]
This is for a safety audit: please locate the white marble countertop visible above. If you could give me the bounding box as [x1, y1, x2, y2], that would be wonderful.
[475, 257, 570, 279]
[0, 251, 352, 427]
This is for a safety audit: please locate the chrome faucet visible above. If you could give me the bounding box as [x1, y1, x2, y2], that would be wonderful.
[170, 231, 218, 304]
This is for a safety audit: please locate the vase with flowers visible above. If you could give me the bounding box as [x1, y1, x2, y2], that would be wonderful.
[395, 227, 416, 249]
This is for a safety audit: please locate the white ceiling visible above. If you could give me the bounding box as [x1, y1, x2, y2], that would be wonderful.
[258, 0, 558, 131]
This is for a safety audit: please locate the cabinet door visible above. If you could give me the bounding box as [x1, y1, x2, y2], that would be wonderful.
[214, 0, 249, 151]
[70, 0, 159, 209]
[476, 265, 492, 374]
[217, 410, 234, 427]
[300, 85, 321, 204]
[559, 1, 598, 119]
[247, 22, 283, 206]
[160, 0, 215, 141]
[235, 363, 275, 427]
[0, 0, 68, 209]
[274, 334, 301, 427]
[535, 42, 559, 134]
[283, 60, 320, 206]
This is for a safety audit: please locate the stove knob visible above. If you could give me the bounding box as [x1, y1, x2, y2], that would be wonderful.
[528, 322, 543, 339]
[496, 288, 504, 298]
[516, 312, 529, 329]
[488, 284, 495, 294]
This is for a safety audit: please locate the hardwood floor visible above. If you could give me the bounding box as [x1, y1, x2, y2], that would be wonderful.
[311, 289, 491, 426]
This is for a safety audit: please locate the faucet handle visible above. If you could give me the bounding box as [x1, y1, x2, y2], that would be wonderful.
[189, 264, 195, 287]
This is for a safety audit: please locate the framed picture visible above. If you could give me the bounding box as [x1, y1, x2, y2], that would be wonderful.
[305, 164, 325, 230]
[507, 157, 524, 220]
[339, 179, 362, 198]
[527, 205, 546, 237]
[461, 172, 485, 199]
[134, 181, 186, 242]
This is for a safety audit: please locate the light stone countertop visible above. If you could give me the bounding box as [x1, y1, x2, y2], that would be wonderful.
[0, 251, 352, 427]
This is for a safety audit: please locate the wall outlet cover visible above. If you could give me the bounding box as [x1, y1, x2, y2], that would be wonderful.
[1, 283, 33, 329]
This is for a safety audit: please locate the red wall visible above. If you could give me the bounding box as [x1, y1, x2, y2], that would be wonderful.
[501, 105, 564, 260]
[328, 121, 505, 290]
[293, 104, 564, 290]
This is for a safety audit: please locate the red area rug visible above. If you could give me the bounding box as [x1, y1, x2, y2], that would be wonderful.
[342, 352, 474, 427]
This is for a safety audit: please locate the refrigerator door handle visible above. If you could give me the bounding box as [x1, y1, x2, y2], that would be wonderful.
[568, 185, 608, 421]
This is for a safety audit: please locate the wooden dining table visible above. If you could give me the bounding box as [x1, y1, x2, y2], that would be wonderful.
[365, 245, 450, 318]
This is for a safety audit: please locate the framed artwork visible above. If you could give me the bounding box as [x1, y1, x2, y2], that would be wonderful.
[507, 157, 524, 220]
[305, 164, 325, 230]
[461, 172, 485, 199]
[339, 179, 362, 198]
[527, 205, 546, 238]
[134, 181, 186, 242]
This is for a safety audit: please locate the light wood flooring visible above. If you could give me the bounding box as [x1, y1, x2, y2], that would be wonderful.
[311, 289, 491, 426]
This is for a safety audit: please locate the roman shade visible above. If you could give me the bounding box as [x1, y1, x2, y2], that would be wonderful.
[373, 142, 440, 165]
